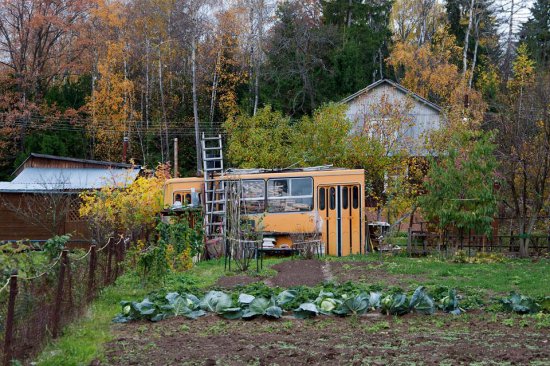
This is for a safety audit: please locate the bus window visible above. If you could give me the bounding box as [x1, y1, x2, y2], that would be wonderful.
[342, 187, 349, 209]
[241, 180, 265, 214]
[329, 187, 336, 210]
[267, 177, 313, 213]
[185, 194, 192, 205]
[174, 194, 182, 203]
[352, 186, 359, 209]
[319, 187, 326, 210]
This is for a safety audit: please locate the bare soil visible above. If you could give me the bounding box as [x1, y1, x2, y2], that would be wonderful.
[215, 259, 328, 289]
[268, 260, 327, 287]
[215, 275, 260, 289]
[330, 261, 427, 288]
[103, 259, 550, 365]
[103, 312, 550, 366]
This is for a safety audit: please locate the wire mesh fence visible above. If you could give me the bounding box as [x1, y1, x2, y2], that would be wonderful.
[406, 231, 550, 257]
[0, 237, 126, 365]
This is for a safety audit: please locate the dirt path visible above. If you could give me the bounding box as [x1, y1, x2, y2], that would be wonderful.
[267, 259, 328, 287]
[216, 259, 332, 289]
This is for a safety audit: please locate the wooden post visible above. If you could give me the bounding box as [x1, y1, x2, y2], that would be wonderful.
[86, 245, 97, 302]
[122, 136, 129, 163]
[3, 272, 17, 366]
[407, 227, 411, 256]
[106, 239, 113, 285]
[53, 250, 68, 338]
[174, 138, 179, 178]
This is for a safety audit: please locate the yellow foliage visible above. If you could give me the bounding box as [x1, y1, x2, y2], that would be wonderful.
[165, 245, 192, 272]
[79, 164, 169, 240]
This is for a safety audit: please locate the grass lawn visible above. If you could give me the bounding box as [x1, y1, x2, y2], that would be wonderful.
[328, 254, 550, 297]
[34, 255, 549, 365]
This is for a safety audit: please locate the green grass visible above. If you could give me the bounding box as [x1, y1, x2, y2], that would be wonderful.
[34, 256, 289, 366]
[328, 254, 550, 297]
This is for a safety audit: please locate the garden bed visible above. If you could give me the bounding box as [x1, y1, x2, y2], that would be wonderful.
[215, 259, 328, 289]
[104, 312, 550, 365]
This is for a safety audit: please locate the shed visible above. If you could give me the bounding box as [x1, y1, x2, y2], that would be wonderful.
[342, 79, 443, 156]
[0, 154, 141, 244]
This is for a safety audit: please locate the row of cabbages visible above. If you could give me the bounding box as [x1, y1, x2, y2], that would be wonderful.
[113, 286, 463, 323]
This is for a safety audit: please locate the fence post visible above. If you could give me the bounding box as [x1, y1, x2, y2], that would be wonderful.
[66, 251, 73, 310]
[52, 250, 68, 338]
[3, 272, 17, 366]
[87, 245, 97, 302]
[105, 239, 113, 285]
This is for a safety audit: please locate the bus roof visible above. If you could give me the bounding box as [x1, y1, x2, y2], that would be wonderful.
[166, 167, 364, 184]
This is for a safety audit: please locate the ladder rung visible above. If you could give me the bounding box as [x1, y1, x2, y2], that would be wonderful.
[202, 136, 222, 141]
[206, 200, 225, 204]
[205, 168, 223, 172]
[202, 146, 222, 151]
[206, 222, 224, 226]
[211, 211, 225, 215]
[204, 157, 222, 161]
[205, 189, 225, 193]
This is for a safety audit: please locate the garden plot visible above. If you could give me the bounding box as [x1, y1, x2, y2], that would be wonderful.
[104, 312, 550, 366]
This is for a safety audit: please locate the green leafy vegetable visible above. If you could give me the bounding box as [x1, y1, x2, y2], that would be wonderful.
[409, 286, 435, 315]
[333, 294, 369, 316]
[500, 292, 540, 314]
[293, 303, 318, 319]
[242, 297, 283, 319]
[368, 292, 382, 310]
[438, 288, 461, 314]
[200, 291, 234, 314]
[238, 293, 255, 305]
[381, 294, 409, 316]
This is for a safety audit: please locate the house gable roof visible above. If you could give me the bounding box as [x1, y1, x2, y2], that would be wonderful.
[340, 79, 442, 113]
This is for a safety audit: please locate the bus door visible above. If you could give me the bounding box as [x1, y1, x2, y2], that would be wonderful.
[318, 185, 361, 256]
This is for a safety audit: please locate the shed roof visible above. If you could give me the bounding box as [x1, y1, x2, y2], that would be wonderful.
[340, 79, 442, 113]
[0, 167, 140, 193]
[12, 153, 138, 177]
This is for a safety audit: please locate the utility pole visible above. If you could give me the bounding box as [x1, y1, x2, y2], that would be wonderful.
[173, 138, 179, 178]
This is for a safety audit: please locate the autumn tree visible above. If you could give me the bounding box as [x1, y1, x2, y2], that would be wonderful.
[491, 45, 550, 257]
[225, 105, 294, 169]
[418, 130, 498, 243]
[79, 164, 169, 244]
[390, 0, 447, 46]
[0, 0, 93, 100]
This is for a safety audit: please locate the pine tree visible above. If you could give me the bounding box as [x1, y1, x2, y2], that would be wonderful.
[322, 0, 393, 94]
[520, 0, 550, 69]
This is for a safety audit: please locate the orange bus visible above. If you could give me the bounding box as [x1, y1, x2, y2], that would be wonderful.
[163, 167, 365, 256]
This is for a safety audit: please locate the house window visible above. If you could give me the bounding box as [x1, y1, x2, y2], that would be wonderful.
[267, 177, 313, 213]
[241, 180, 265, 214]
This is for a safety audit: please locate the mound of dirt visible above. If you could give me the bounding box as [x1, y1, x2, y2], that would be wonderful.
[268, 259, 327, 287]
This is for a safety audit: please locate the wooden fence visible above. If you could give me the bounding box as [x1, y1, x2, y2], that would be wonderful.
[407, 230, 550, 256]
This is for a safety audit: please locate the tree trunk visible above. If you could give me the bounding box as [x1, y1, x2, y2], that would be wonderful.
[192, 38, 201, 175]
[158, 47, 169, 163]
[210, 49, 221, 125]
[468, 30, 480, 88]
[462, 0, 476, 77]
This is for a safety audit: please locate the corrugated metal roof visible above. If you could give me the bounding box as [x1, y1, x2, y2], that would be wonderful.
[12, 153, 140, 177]
[0, 167, 141, 192]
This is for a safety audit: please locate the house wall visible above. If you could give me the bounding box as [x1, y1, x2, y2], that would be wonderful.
[345, 83, 441, 154]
